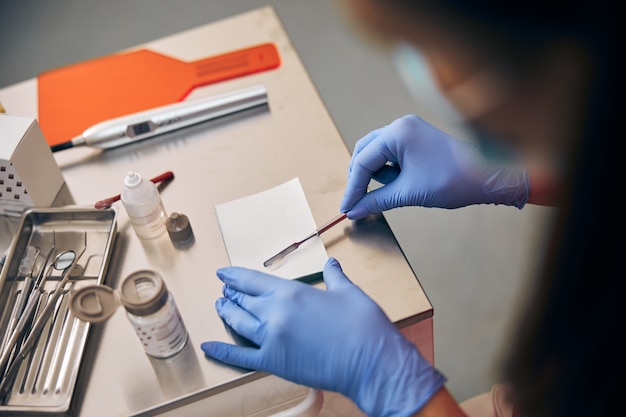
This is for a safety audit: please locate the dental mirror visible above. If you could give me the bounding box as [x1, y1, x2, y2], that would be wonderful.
[54, 250, 76, 270]
[40, 250, 77, 287]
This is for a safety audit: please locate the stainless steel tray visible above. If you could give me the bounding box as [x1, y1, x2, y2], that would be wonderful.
[0, 207, 117, 415]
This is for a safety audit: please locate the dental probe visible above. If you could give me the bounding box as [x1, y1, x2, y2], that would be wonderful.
[50, 84, 268, 152]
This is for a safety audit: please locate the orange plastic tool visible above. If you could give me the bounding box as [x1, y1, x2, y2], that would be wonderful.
[38, 43, 281, 146]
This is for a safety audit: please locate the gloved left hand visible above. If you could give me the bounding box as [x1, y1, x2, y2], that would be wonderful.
[201, 258, 446, 417]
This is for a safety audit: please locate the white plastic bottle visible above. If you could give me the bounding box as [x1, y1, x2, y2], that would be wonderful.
[121, 171, 167, 239]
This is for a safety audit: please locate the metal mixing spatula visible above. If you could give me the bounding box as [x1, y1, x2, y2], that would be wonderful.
[263, 213, 347, 269]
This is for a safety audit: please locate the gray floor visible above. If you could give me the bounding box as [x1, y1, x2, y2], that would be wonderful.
[0, 0, 556, 406]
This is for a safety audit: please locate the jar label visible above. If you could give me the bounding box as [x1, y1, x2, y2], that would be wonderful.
[131, 304, 188, 357]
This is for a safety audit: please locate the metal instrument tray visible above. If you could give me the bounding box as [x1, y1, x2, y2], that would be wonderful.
[0, 207, 117, 415]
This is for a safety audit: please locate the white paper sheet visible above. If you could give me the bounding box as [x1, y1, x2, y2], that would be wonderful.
[215, 177, 328, 279]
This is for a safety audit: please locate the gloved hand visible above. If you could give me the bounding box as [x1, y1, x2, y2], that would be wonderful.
[201, 258, 446, 417]
[340, 114, 529, 219]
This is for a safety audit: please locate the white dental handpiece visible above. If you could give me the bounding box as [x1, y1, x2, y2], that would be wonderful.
[50, 84, 268, 152]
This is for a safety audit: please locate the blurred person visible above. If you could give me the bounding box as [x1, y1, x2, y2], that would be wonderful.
[202, 1, 621, 416]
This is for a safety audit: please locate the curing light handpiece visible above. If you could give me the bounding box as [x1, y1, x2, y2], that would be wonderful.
[50, 84, 268, 152]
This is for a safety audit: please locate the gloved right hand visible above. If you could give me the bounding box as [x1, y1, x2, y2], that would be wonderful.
[340, 115, 529, 219]
[201, 258, 446, 417]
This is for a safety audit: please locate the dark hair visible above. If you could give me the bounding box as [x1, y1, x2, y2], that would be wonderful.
[384, 1, 622, 416]
[386, 1, 615, 73]
[501, 6, 622, 415]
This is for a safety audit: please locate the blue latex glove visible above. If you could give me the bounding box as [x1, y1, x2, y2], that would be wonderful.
[201, 258, 446, 417]
[340, 114, 530, 219]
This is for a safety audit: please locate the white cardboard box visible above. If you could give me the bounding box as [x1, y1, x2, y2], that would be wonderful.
[0, 115, 65, 216]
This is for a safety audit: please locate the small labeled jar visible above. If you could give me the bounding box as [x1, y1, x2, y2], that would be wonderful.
[70, 270, 188, 358]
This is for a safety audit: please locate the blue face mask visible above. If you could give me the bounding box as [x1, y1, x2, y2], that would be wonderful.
[392, 42, 518, 162]
[392, 42, 464, 125]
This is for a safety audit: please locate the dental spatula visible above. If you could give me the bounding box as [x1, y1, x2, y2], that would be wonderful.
[263, 213, 347, 269]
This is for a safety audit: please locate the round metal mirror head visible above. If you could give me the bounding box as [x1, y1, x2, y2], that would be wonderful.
[54, 251, 76, 270]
